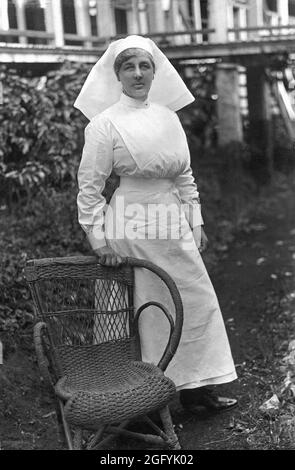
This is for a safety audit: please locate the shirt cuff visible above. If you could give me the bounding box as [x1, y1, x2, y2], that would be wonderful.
[81, 224, 107, 250]
[184, 203, 204, 228]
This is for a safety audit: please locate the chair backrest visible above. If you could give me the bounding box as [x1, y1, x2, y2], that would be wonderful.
[25, 256, 183, 377]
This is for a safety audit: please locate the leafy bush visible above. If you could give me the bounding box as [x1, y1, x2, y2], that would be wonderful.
[0, 186, 89, 353]
[176, 61, 217, 150]
[0, 62, 90, 207]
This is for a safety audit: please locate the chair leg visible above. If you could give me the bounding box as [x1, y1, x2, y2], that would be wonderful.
[159, 406, 181, 450]
[54, 399, 67, 447]
[73, 428, 83, 450]
[58, 399, 74, 449]
[92, 420, 130, 449]
[87, 426, 106, 449]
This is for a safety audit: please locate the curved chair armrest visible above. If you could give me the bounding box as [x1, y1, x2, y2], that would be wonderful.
[34, 322, 55, 392]
[134, 301, 175, 371]
[125, 257, 184, 372]
[27, 255, 183, 372]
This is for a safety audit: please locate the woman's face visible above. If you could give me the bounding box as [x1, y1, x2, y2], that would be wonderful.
[117, 52, 154, 101]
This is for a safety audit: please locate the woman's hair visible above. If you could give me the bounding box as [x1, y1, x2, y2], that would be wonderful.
[113, 48, 155, 77]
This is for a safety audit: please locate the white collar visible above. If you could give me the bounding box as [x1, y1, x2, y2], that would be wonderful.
[119, 93, 150, 109]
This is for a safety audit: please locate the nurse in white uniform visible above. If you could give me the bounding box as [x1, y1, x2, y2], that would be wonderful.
[75, 35, 237, 412]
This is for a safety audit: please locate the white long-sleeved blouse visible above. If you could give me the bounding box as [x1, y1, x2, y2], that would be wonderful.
[77, 94, 203, 249]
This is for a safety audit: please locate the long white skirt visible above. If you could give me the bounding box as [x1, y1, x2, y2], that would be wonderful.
[105, 177, 237, 390]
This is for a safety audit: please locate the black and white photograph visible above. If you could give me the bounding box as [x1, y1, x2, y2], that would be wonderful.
[0, 0, 295, 456]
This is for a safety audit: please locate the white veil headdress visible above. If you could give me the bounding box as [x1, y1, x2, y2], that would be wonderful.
[74, 35, 195, 120]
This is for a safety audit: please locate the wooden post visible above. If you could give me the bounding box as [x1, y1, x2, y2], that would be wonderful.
[15, 0, 27, 44]
[51, 0, 64, 47]
[247, 0, 264, 25]
[147, 0, 165, 33]
[192, 0, 203, 43]
[127, 0, 140, 34]
[44, 0, 54, 45]
[247, 0, 264, 39]
[247, 66, 274, 182]
[138, 0, 148, 34]
[169, 0, 178, 31]
[74, 0, 91, 46]
[131, 0, 141, 34]
[277, 0, 289, 25]
[239, 6, 248, 41]
[208, 0, 229, 43]
[215, 63, 243, 146]
[0, 0, 9, 30]
[97, 0, 115, 38]
[277, 0, 289, 35]
[169, 0, 192, 45]
[227, 2, 235, 42]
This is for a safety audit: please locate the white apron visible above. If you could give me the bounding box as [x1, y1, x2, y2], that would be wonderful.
[106, 177, 237, 390]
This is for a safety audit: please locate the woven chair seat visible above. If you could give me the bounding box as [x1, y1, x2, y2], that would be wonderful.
[55, 360, 176, 428]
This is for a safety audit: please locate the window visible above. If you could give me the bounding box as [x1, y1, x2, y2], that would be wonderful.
[25, 0, 46, 31]
[0, 0, 18, 43]
[24, 0, 46, 44]
[289, 0, 295, 17]
[8, 0, 17, 29]
[62, 0, 77, 34]
[114, 7, 128, 34]
[265, 0, 277, 12]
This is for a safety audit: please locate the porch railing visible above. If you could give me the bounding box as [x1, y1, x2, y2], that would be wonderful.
[1, 25, 295, 50]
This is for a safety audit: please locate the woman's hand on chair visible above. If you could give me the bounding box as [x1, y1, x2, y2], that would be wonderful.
[93, 246, 124, 267]
[193, 226, 209, 253]
[200, 227, 209, 252]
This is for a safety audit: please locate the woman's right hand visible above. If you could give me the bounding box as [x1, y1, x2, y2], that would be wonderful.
[93, 246, 124, 267]
[193, 226, 208, 253]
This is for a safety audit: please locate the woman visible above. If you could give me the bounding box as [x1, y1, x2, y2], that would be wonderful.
[75, 35, 237, 412]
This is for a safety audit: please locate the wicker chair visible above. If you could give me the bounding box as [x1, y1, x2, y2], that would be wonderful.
[25, 256, 183, 450]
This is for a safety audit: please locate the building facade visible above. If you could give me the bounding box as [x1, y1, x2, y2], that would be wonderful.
[0, 0, 295, 49]
[0, 1, 294, 168]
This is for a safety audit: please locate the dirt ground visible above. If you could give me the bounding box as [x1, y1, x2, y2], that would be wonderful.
[1, 182, 295, 452]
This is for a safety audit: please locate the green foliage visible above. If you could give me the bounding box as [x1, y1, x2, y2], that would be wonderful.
[176, 62, 217, 149]
[0, 187, 89, 351]
[0, 62, 90, 207]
